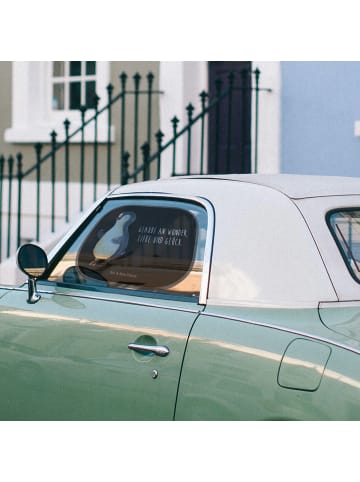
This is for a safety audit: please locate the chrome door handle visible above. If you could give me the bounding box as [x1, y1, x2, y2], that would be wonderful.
[128, 343, 170, 357]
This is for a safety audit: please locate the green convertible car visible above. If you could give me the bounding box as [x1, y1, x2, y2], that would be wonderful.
[1, 173, 360, 420]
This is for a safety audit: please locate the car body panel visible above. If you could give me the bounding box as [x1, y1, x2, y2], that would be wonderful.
[319, 301, 360, 343]
[175, 307, 360, 420]
[0, 285, 200, 420]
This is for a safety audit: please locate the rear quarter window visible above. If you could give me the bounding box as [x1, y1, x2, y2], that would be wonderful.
[327, 208, 360, 283]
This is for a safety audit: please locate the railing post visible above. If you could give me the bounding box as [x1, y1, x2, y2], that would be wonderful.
[16, 152, 23, 249]
[64, 118, 70, 223]
[93, 93, 100, 201]
[186, 103, 194, 175]
[7, 155, 14, 258]
[241, 68, 251, 173]
[141, 142, 150, 181]
[214, 78, 222, 173]
[226, 72, 234, 173]
[171, 116, 179, 177]
[79, 105, 87, 212]
[34, 143, 42, 242]
[199, 91, 208, 175]
[0, 155, 4, 262]
[50, 130, 57, 232]
[133, 73, 141, 182]
[120, 72, 127, 180]
[253, 67, 260, 174]
[147, 72, 154, 149]
[155, 130, 164, 179]
[121, 151, 130, 185]
[106, 83, 114, 190]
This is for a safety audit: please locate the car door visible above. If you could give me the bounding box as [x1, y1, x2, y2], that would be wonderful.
[0, 195, 211, 421]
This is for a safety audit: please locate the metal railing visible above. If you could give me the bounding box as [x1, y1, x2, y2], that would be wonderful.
[0, 71, 162, 262]
[121, 68, 271, 183]
[0, 67, 270, 262]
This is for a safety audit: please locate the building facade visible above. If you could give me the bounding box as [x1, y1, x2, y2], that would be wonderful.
[2, 61, 360, 177]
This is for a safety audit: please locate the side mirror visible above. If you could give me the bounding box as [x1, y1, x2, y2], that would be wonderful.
[17, 244, 48, 304]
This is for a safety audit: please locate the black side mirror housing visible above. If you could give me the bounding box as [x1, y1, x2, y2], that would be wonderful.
[17, 244, 48, 303]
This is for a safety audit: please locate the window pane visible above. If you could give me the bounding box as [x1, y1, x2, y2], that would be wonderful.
[70, 81, 81, 109]
[47, 198, 208, 298]
[328, 209, 360, 282]
[77, 205, 198, 290]
[86, 61, 96, 75]
[70, 61, 81, 76]
[85, 81, 96, 108]
[52, 83, 64, 110]
[53, 61, 64, 77]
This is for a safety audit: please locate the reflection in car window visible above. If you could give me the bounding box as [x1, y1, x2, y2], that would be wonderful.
[47, 198, 208, 299]
[328, 209, 360, 282]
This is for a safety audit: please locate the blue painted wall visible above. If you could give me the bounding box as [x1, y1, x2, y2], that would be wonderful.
[281, 62, 360, 176]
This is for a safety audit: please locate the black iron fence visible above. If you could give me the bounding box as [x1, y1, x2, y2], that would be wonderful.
[0, 67, 270, 262]
[121, 68, 271, 183]
[0, 72, 162, 262]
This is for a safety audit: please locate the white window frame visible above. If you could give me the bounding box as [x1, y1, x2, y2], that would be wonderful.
[5, 61, 112, 143]
[51, 61, 97, 112]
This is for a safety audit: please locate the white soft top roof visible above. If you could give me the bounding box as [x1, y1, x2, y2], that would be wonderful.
[112, 174, 360, 199]
[170, 174, 360, 199]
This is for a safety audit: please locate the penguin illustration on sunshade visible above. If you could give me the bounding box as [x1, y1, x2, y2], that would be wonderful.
[93, 211, 136, 262]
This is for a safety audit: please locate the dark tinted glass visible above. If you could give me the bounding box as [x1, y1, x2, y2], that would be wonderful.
[70, 82, 81, 109]
[85, 81, 96, 108]
[47, 198, 208, 298]
[77, 205, 197, 289]
[86, 61, 96, 75]
[70, 61, 81, 76]
[328, 209, 360, 282]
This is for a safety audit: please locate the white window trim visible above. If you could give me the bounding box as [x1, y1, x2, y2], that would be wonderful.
[51, 61, 97, 111]
[252, 61, 281, 174]
[5, 61, 112, 143]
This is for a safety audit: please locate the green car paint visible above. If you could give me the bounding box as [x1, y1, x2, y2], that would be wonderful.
[175, 306, 360, 420]
[1, 285, 358, 420]
[0, 284, 200, 420]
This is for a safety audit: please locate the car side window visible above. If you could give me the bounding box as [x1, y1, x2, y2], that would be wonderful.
[327, 208, 360, 283]
[47, 197, 208, 300]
